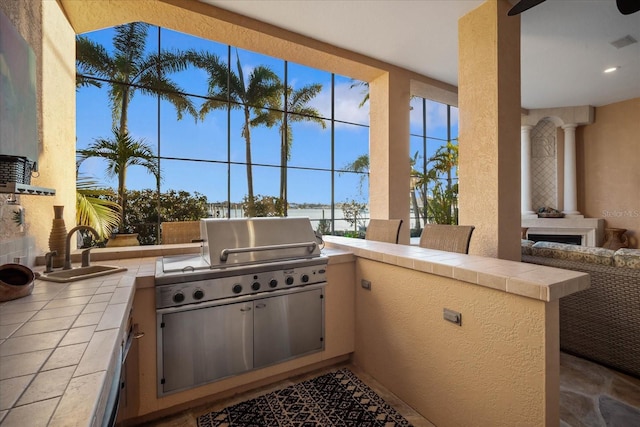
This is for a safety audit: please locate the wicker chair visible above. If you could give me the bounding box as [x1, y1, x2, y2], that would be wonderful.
[161, 221, 201, 244]
[418, 224, 475, 254]
[365, 219, 403, 244]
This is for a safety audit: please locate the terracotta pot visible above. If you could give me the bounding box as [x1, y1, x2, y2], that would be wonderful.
[48, 205, 67, 268]
[602, 228, 629, 250]
[0, 263, 35, 302]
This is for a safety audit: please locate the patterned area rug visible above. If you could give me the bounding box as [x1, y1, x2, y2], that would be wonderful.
[197, 368, 413, 426]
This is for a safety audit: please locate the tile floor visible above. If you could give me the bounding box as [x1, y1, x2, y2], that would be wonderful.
[145, 354, 640, 427]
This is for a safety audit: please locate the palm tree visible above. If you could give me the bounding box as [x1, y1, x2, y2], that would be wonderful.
[76, 22, 198, 133]
[195, 50, 281, 215]
[409, 151, 423, 231]
[258, 83, 326, 215]
[420, 141, 459, 224]
[77, 128, 159, 232]
[76, 175, 121, 242]
[341, 154, 370, 198]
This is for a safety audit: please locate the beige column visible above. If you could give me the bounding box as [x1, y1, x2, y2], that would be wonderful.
[368, 71, 411, 244]
[562, 124, 580, 215]
[458, 0, 521, 260]
[521, 125, 535, 214]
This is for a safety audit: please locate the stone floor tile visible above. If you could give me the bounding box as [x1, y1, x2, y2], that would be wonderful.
[560, 390, 602, 427]
[599, 395, 640, 427]
[560, 353, 609, 395]
[609, 375, 640, 409]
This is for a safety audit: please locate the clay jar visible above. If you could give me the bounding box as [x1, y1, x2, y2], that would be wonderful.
[602, 227, 629, 251]
[48, 205, 67, 268]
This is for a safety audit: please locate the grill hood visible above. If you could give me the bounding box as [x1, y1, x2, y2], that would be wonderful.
[200, 217, 322, 268]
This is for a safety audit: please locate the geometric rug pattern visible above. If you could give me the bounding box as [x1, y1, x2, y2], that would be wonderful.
[197, 368, 413, 426]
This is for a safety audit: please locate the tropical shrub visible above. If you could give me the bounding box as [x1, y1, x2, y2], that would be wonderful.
[242, 195, 286, 217]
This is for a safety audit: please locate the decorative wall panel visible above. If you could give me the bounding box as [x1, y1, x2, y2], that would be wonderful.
[531, 119, 557, 211]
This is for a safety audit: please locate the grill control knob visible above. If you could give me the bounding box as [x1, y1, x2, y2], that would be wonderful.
[252, 282, 261, 291]
[301, 274, 310, 283]
[232, 284, 242, 294]
[193, 289, 204, 300]
[285, 276, 294, 285]
[173, 292, 185, 304]
[269, 279, 278, 288]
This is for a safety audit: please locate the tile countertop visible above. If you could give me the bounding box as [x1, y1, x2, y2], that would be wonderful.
[322, 235, 590, 302]
[0, 257, 155, 427]
[0, 246, 353, 427]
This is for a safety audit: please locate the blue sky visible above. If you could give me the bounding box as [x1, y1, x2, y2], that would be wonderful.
[76, 24, 457, 206]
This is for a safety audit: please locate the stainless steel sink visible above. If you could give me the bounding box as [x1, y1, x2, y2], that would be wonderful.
[38, 265, 127, 283]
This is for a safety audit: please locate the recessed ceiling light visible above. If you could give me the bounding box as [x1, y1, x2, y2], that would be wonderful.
[604, 66, 620, 73]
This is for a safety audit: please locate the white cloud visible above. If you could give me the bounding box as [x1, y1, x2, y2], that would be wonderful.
[409, 98, 459, 131]
[310, 81, 369, 128]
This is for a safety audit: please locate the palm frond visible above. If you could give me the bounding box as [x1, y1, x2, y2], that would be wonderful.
[113, 23, 148, 66]
[76, 36, 114, 78]
[137, 77, 198, 121]
[76, 176, 121, 239]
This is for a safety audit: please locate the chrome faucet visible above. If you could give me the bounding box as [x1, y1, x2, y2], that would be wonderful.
[64, 226, 99, 270]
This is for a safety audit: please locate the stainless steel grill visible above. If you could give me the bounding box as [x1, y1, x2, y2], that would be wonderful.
[155, 217, 327, 308]
[155, 217, 328, 395]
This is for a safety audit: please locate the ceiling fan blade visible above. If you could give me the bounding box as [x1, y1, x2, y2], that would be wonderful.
[617, 0, 640, 15]
[508, 0, 547, 16]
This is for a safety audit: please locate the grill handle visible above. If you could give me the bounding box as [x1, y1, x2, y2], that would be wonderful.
[220, 241, 317, 262]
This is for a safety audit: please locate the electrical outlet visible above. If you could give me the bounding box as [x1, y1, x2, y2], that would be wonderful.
[361, 279, 371, 290]
[443, 308, 462, 326]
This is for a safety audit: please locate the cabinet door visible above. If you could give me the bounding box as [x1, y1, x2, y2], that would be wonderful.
[253, 288, 324, 368]
[160, 302, 253, 394]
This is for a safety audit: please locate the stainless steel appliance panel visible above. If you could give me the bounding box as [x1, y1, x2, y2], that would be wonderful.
[253, 287, 324, 368]
[200, 217, 321, 268]
[159, 301, 253, 394]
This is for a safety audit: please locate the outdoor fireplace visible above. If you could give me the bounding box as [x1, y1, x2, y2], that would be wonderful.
[522, 217, 604, 247]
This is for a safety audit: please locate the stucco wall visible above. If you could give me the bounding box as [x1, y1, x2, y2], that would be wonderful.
[353, 258, 559, 426]
[578, 98, 640, 248]
[0, 0, 76, 263]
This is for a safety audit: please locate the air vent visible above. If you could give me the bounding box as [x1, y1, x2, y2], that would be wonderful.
[610, 35, 638, 49]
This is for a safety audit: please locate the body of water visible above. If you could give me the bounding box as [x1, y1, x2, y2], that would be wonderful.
[208, 205, 367, 232]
